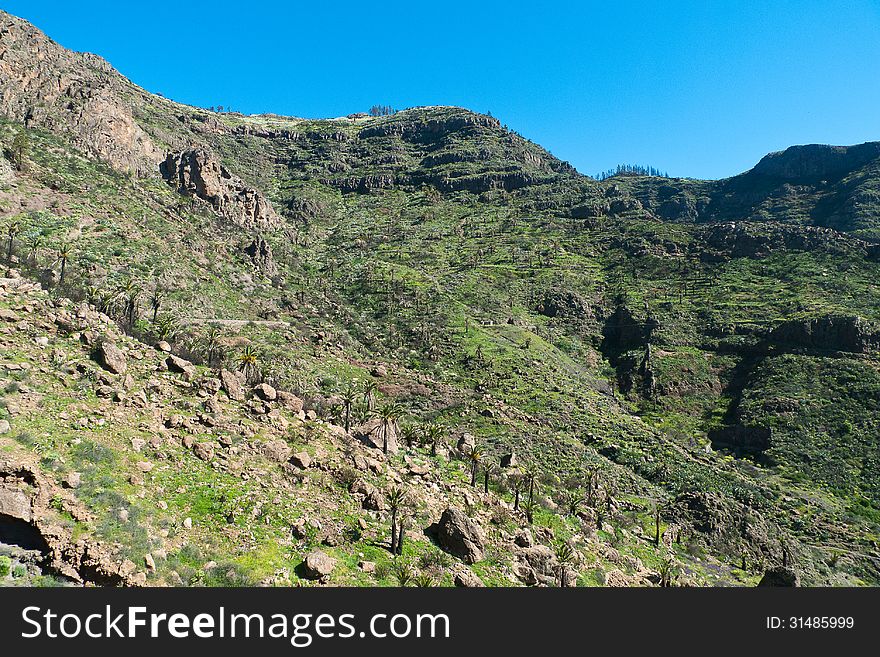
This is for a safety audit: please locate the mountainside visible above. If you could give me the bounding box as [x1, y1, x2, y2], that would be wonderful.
[2, 9, 880, 588]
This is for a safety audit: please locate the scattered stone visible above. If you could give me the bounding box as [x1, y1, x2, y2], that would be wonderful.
[144, 554, 156, 572]
[62, 472, 81, 489]
[253, 382, 277, 401]
[136, 461, 154, 473]
[166, 355, 196, 377]
[262, 439, 292, 463]
[0, 486, 31, 522]
[289, 451, 312, 469]
[219, 369, 245, 401]
[453, 567, 485, 587]
[193, 442, 215, 462]
[276, 391, 304, 413]
[183, 517, 193, 530]
[301, 550, 335, 579]
[358, 560, 376, 573]
[97, 341, 127, 374]
[500, 452, 518, 468]
[0, 419, 9, 435]
[156, 341, 172, 352]
[513, 528, 533, 548]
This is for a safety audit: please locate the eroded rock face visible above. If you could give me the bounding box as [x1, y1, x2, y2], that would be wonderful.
[432, 507, 485, 564]
[0, 11, 161, 175]
[767, 315, 879, 354]
[160, 149, 282, 231]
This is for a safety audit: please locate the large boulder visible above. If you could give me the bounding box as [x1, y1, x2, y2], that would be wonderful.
[96, 341, 127, 374]
[253, 383, 277, 401]
[301, 550, 335, 579]
[353, 417, 398, 454]
[165, 355, 196, 378]
[431, 508, 485, 564]
[219, 369, 245, 401]
[757, 567, 799, 587]
[0, 485, 31, 522]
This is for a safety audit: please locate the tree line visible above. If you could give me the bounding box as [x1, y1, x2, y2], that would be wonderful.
[595, 164, 669, 181]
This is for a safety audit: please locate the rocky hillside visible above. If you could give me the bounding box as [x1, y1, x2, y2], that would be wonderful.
[2, 9, 880, 587]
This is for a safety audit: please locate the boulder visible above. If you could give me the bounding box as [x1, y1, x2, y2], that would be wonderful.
[301, 550, 335, 579]
[262, 439, 292, 463]
[219, 369, 245, 401]
[453, 567, 485, 587]
[289, 452, 312, 469]
[160, 148, 283, 232]
[253, 383, 277, 401]
[97, 341, 127, 374]
[0, 486, 31, 522]
[432, 507, 485, 564]
[276, 391, 304, 413]
[757, 567, 800, 587]
[166, 355, 196, 377]
[353, 417, 398, 454]
[193, 442, 215, 462]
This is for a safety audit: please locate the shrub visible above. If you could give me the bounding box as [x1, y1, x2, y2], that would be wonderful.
[0, 555, 11, 577]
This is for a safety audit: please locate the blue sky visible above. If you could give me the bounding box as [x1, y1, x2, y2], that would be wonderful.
[3, 0, 880, 179]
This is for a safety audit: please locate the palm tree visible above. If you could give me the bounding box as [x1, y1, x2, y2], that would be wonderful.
[150, 288, 163, 323]
[400, 423, 419, 449]
[119, 278, 140, 328]
[563, 488, 585, 516]
[554, 542, 575, 587]
[653, 501, 663, 546]
[387, 487, 408, 555]
[340, 382, 358, 433]
[201, 324, 222, 366]
[391, 560, 412, 586]
[362, 380, 379, 411]
[483, 462, 496, 494]
[524, 497, 537, 524]
[235, 345, 260, 384]
[6, 219, 21, 261]
[26, 234, 41, 267]
[11, 130, 28, 171]
[466, 444, 483, 487]
[377, 401, 404, 454]
[658, 557, 678, 587]
[57, 243, 72, 285]
[522, 461, 540, 508]
[425, 423, 444, 457]
[508, 470, 524, 511]
[155, 315, 177, 342]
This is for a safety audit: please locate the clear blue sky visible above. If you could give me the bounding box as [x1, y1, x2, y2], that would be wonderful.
[4, 0, 880, 179]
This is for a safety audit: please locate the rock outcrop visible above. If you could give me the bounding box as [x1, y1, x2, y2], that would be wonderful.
[159, 149, 283, 231]
[430, 507, 485, 564]
[0, 10, 162, 174]
[767, 315, 879, 354]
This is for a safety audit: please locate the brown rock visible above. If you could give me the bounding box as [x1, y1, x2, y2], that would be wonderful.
[97, 341, 127, 374]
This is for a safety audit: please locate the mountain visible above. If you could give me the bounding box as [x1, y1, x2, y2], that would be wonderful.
[1, 9, 879, 587]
